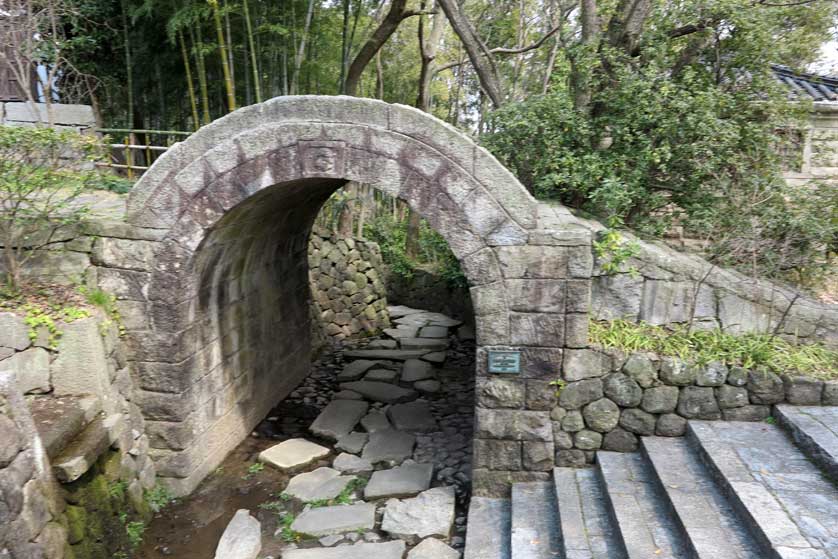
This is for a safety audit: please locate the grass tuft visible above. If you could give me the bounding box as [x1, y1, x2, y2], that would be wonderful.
[589, 320, 838, 380]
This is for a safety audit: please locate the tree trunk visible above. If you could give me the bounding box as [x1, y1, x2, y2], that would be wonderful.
[121, 0, 134, 128]
[570, 0, 598, 112]
[242, 0, 261, 102]
[344, 0, 409, 97]
[416, 1, 444, 111]
[191, 24, 212, 124]
[436, 0, 504, 107]
[210, 0, 236, 112]
[291, 0, 316, 95]
[179, 30, 201, 130]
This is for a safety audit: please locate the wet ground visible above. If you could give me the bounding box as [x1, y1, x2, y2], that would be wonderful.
[137, 312, 475, 558]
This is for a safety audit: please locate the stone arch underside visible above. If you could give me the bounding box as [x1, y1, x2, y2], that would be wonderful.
[124, 96, 592, 495]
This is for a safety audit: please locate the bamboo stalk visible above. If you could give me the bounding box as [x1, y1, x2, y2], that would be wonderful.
[209, 0, 236, 112]
[179, 29, 201, 130]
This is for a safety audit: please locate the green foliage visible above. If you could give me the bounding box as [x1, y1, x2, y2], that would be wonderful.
[88, 173, 135, 194]
[277, 513, 300, 543]
[590, 320, 838, 380]
[592, 230, 640, 276]
[22, 302, 91, 350]
[242, 462, 265, 480]
[108, 480, 128, 499]
[304, 477, 367, 508]
[144, 485, 174, 513]
[124, 521, 146, 550]
[0, 126, 103, 291]
[79, 285, 125, 337]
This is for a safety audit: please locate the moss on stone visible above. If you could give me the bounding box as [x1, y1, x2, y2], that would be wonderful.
[65, 505, 87, 544]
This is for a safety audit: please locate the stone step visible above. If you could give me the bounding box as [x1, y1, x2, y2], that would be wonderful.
[283, 540, 406, 559]
[29, 394, 100, 459]
[596, 451, 689, 559]
[52, 414, 110, 483]
[463, 497, 511, 559]
[511, 481, 561, 559]
[290, 503, 376, 537]
[775, 405, 838, 481]
[398, 337, 449, 351]
[343, 349, 429, 361]
[309, 399, 369, 441]
[641, 437, 762, 559]
[687, 420, 838, 559]
[553, 467, 625, 559]
[339, 381, 418, 404]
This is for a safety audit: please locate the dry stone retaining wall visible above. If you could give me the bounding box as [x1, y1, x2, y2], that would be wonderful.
[308, 227, 390, 341]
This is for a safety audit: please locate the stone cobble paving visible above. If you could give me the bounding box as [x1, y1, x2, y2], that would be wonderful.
[244, 305, 475, 558]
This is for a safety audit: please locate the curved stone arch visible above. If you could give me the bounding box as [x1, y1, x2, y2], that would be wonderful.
[126, 96, 589, 495]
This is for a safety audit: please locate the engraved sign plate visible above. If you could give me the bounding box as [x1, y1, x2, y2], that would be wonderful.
[487, 351, 521, 374]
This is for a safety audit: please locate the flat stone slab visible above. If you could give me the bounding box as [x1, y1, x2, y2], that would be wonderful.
[399, 338, 449, 351]
[388, 305, 425, 318]
[362, 429, 416, 464]
[365, 462, 433, 499]
[408, 538, 459, 559]
[30, 394, 101, 458]
[214, 509, 261, 559]
[283, 541, 406, 559]
[290, 503, 376, 537]
[421, 352, 447, 364]
[367, 339, 398, 349]
[340, 381, 418, 404]
[333, 453, 374, 474]
[382, 486, 456, 540]
[334, 390, 364, 400]
[336, 432, 368, 454]
[285, 467, 357, 502]
[309, 400, 369, 441]
[258, 439, 330, 471]
[343, 349, 429, 361]
[414, 380, 440, 394]
[52, 416, 110, 483]
[400, 359, 434, 383]
[338, 360, 379, 381]
[361, 411, 392, 433]
[418, 326, 448, 339]
[383, 327, 419, 339]
[511, 482, 561, 559]
[365, 369, 398, 383]
[387, 402, 438, 433]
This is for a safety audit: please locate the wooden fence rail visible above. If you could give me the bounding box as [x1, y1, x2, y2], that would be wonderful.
[95, 128, 192, 179]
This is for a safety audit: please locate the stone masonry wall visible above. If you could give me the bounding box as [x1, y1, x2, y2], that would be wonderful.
[0, 102, 96, 131]
[308, 226, 390, 341]
[0, 311, 156, 559]
[577, 215, 838, 346]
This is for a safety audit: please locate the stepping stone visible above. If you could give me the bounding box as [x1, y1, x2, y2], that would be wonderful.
[365, 462, 434, 499]
[338, 360, 378, 381]
[421, 352, 447, 364]
[333, 453, 374, 474]
[285, 467, 357, 502]
[399, 338, 448, 351]
[334, 390, 364, 400]
[319, 534, 343, 547]
[362, 429, 416, 464]
[395, 315, 432, 326]
[382, 486, 456, 540]
[400, 359, 434, 383]
[290, 503, 376, 537]
[336, 432, 368, 454]
[367, 339, 398, 349]
[310, 400, 369, 441]
[408, 538, 459, 559]
[343, 349, 429, 361]
[214, 509, 261, 559]
[388, 305, 425, 318]
[283, 541, 406, 559]
[383, 327, 419, 339]
[258, 439, 330, 471]
[365, 369, 398, 383]
[387, 402, 438, 433]
[414, 380, 441, 394]
[339, 381, 418, 404]
[418, 326, 448, 339]
[361, 411, 392, 433]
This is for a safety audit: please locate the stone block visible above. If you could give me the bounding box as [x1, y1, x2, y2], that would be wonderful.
[495, 246, 568, 279]
[618, 408, 656, 435]
[783, 376, 823, 405]
[582, 398, 620, 432]
[5, 348, 50, 394]
[558, 379, 603, 410]
[525, 380, 556, 411]
[641, 385, 679, 413]
[505, 279, 565, 313]
[696, 362, 728, 387]
[639, 280, 695, 325]
[721, 405, 770, 422]
[556, 449, 586, 467]
[573, 430, 602, 451]
[477, 377, 525, 409]
[563, 349, 610, 382]
[473, 439, 522, 470]
[602, 428, 638, 452]
[659, 357, 697, 386]
[677, 386, 721, 419]
[622, 353, 658, 388]
[561, 410, 585, 433]
[747, 370, 785, 404]
[509, 313, 564, 346]
[0, 313, 30, 350]
[715, 385, 749, 409]
[475, 409, 552, 442]
[471, 469, 550, 498]
[603, 373, 642, 407]
[655, 413, 687, 437]
[591, 274, 642, 320]
[522, 441, 554, 471]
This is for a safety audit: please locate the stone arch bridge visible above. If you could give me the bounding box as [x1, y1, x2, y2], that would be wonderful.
[121, 96, 837, 496]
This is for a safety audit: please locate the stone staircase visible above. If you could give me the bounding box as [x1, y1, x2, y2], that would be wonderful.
[464, 405, 838, 559]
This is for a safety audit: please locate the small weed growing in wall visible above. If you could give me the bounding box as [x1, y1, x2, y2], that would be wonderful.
[145, 484, 175, 513]
[593, 230, 640, 276]
[277, 513, 300, 542]
[242, 462, 265, 480]
[78, 285, 125, 337]
[590, 320, 838, 380]
[549, 379, 567, 397]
